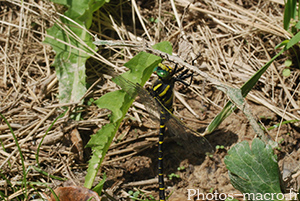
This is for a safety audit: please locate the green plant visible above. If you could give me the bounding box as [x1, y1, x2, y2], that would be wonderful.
[0, 113, 66, 200]
[128, 189, 156, 201]
[206, 152, 214, 158]
[92, 173, 106, 195]
[283, 59, 292, 77]
[280, 0, 300, 74]
[278, 138, 284, 144]
[168, 173, 180, 180]
[44, 0, 108, 107]
[205, 31, 300, 141]
[84, 41, 171, 189]
[204, 0, 300, 138]
[43, 0, 114, 194]
[216, 145, 225, 150]
[224, 139, 283, 201]
[283, 0, 299, 33]
[267, 119, 299, 131]
[0, 113, 27, 200]
[36, 109, 67, 167]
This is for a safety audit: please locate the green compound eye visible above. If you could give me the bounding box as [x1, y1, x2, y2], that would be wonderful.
[156, 69, 170, 78]
[154, 64, 171, 78]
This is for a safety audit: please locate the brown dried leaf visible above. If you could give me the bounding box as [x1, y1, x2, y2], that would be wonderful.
[50, 186, 101, 201]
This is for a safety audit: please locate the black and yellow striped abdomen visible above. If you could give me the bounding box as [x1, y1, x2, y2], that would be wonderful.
[151, 75, 175, 201]
[158, 112, 166, 201]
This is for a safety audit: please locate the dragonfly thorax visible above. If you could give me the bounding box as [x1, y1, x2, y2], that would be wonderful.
[151, 74, 175, 112]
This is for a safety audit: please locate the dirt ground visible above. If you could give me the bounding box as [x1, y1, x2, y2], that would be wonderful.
[102, 95, 299, 200]
[1, 0, 300, 201]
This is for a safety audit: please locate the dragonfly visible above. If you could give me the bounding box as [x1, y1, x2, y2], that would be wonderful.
[112, 63, 211, 201]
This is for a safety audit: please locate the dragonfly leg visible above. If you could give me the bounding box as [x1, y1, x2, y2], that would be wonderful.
[175, 70, 193, 86]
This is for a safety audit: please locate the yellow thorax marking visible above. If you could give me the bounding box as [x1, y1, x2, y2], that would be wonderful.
[158, 63, 173, 73]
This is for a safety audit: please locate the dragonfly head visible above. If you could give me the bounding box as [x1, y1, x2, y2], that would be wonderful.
[154, 63, 173, 79]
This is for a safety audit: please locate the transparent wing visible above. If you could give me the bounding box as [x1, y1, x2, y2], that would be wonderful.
[159, 100, 213, 153]
[113, 74, 213, 153]
[113, 74, 161, 119]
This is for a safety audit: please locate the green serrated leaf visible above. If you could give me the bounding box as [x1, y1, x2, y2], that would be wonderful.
[122, 51, 162, 85]
[84, 54, 159, 188]
[85, 122, 117, 188]
[94, 90, 131, 123]
[44, 0, 108, 104]
[44, 21, 94, 103]
[224, 138, 282, 201]
[85, 42, 171, 189]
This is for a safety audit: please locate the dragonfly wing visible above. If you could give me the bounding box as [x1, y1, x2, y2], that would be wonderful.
[164, 109, 213, 153]
[113, 74, 213, 153]
[113, 74, 161, 120]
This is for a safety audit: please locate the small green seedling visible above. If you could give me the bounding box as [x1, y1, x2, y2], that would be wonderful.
[128, 190, 155, 201]
[149, 17, 159, 23]
[206, 152, 214, 158]
[168, 173, 180, 180]
[278, 138, 285, 144]
[216, 145, 225, 150]
[87, 98, 95, 106]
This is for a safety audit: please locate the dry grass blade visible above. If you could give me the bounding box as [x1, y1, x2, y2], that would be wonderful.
[131, 0, 152, 41]
[176, 0, 289, 37]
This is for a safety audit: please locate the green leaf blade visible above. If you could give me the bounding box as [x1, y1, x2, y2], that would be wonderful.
[152, 41, 173, 55]
[224, 139, 282, 201]
[85, 42, 171, 188]
[85, 123, 118, 188]
[205, 47, 285, 135]
[283, 0, 297, 30]
[44, 0, 107, 104]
